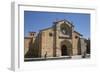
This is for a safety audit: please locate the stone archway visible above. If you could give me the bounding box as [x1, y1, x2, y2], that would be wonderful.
[61, 45, 68, 56]
[61, 40, 72, 56]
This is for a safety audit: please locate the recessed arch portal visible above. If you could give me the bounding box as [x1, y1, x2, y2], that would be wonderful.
[61, 45, 68, 56]
[61, 40, 72, 56]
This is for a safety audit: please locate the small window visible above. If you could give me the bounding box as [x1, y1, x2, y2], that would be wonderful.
[75, 36, 78, 39]
[49, 32, 53, 37]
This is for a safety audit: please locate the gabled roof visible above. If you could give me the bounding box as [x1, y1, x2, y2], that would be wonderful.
[40, 27, 52, 32]
[53, 19, 74, 27]
[40, 19, 74, 32]
[74, 31, 83, 36]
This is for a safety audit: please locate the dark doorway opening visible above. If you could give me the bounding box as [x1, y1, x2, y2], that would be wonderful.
[61, 45, 68, 56]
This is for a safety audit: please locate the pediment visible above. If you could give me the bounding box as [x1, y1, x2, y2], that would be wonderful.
[53, 19, 74, 28]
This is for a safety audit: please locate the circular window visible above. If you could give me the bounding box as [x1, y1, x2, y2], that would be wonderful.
[60, 23, 70, 35]
[61, 27, 68, 35]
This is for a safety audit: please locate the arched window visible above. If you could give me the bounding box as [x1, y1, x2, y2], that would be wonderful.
[60, 23, 71, 35]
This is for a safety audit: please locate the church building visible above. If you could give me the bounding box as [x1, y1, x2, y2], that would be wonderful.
[24, 20, 89, 58]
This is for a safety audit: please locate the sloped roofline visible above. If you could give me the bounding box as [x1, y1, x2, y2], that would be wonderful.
[40, 19, 75, 32]
[74, 30, 83, 36]
[53, 19, 74, 27]
[40, 27, 52, 32]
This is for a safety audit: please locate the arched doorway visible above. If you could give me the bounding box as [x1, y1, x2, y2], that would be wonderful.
[61, 45, 68, 56]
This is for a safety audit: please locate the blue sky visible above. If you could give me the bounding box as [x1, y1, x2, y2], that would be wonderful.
[24, 11, 90, 38]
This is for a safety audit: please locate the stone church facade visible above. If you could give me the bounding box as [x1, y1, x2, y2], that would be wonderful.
[24, 20, 89, 58]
